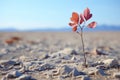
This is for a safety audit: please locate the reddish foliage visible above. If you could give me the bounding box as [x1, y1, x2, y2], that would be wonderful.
[69, 8, 97, 31]
[87, 21, 97, 28]
[68, 7, 97, 67]
[84, 8, 92, 21]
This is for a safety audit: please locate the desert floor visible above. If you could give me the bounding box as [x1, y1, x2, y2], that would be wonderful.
[0, 32, 120, 80]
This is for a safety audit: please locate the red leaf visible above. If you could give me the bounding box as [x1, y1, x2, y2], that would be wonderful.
[70, 12, 79, 24]
[87, 22, 97, 28]
[87, 14, 92, 20]
[84, 8, 92, 21]
[80, 13, 84, 24]
[69, 23, 76, 27]
[72, 26, 77, 31]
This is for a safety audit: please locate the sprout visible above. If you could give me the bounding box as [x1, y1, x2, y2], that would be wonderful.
[69, 8, 97, 67]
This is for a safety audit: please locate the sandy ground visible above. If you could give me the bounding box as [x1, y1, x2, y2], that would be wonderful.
[0, 32, 120, 59]
[0, 31, 120, 80]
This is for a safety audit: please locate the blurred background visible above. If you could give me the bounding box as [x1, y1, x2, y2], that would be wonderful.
[0, 0, 120, 31]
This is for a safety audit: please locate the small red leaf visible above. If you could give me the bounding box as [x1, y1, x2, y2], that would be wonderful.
[80, 13, 84, 24]
[87, 22, 97, 28]
[72, 26, 77, 31]
[69, 23, 76, 27]
[84, 8, 90, 17]
[70, 12, 79, 24]
[84, 8, 92, 21]
[87, 14, 92, 20]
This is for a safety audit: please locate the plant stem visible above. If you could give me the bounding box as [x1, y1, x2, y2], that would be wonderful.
[79, 27, 87, 67]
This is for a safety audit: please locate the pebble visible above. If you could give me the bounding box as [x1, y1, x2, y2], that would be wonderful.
[96, 65, 107, 70]
[38, 63, 55, 71]
[85, 48, 107, 55]
[0, 48, 10, 54]
[15, 74, 35, 80]
[6, 71, 22, 78]
[0, 60, 18, 67]
[71, 56, 77, 61]
[39, 53, 49, 60]
[60, 65, 73, 75]
[16, 44, 27, 50]
[96, 49, 108, 55]
[85, 48, 97, 55]
[101, 58, 119, 68]
[61, 55, 71, 60]
[71, 67, 86, 77]
[84, 67, 107, 76]
[57, 48, 78, 55]
[51, 53, 62, 59]
[113, 72, 120, 78]
[19, 55, 32, 62]
[22, 62, 36, 71]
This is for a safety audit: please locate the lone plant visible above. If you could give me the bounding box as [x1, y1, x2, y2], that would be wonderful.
[69, 8, 97, 67]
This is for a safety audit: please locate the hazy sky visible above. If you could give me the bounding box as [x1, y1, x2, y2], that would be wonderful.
[0, 0, 120, 30]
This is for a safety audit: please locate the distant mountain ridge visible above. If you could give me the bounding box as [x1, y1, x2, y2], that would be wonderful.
[89, 25, 120, 31]
[0, 25, 120, 32]
[0, 28, 17, 32]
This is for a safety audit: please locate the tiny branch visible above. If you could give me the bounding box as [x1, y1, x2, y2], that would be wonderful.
[77, 25, 87, 67]
[69, 8, 96, 68]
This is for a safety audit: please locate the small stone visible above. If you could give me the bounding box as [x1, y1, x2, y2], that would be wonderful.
[22, 62, 35, 71]
[1, 48, 10, 54]
[96, 65, 107, 70]
[102, 58, 119, 68]
[29, 65, 35, 71]
[39, 53, 49, 60]
[0, 60, 17, 67]
[98, 69, 107, 76]
[38, 63, 55, 71]
[96, 49, 108, 55]
[113, 72, 120, 78]
[15, 74, 35, 80]
[16, 44, 27, 50]
[6, 71, 22, 78]
[85, 48, 107, 55]
[59, 65, 74, 78]
[98, 46, 113, 51]
[62, 55, 71, 60]
[71, 67, 86, 77]
[19, 55, 32, 62]
[51, 53, 61, 59]
[55, 59, 61, 63]
[23, 61, 34, 66]
[84, 67, 107, 76]
[85, 48, 97, 55]
[61, 65, 73, 75]
[71, 56, 77, 61]
[57, 48, 78, 55]
[19, 55, 29, 61]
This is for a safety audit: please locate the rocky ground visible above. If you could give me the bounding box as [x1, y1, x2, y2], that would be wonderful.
[0, 32, 120, 80]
